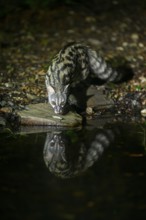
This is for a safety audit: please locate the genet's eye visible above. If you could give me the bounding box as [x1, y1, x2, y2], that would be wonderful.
[59, 140, 64, 147]
[61, 101, 65, 106]
[50, 140, 55, 147]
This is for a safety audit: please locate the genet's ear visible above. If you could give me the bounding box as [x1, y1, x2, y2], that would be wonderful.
[64, 84, 69, 93]
[47, 85, 55, 94]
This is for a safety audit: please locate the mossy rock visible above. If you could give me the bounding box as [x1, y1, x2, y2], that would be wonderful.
[17, 103, 82, 127]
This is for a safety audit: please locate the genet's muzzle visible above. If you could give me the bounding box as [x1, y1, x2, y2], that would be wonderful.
[54, 106, 63, 114]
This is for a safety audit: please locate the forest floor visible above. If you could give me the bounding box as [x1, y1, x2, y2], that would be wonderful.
[0, 2, 146, 126]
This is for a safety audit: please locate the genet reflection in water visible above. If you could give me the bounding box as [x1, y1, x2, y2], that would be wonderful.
[0, 122, 146, 220]
[43, 128, 116, 178]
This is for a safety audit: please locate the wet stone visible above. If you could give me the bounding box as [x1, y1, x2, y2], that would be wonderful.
[17, 103, 82, 127]
[141, 109, 146, 117]
[86, 86, 114, 109]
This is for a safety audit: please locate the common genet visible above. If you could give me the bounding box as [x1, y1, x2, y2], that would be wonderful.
[46, 42, 121, 114]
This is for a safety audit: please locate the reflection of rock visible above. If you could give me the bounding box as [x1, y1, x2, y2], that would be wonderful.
[43, 128, 115, 178]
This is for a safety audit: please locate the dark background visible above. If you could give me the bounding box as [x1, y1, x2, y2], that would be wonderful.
[1, 0, 146, 17]
[0, 0, 145, 118]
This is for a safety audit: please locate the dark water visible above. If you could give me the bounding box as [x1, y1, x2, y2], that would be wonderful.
[0, 122, 146, 220]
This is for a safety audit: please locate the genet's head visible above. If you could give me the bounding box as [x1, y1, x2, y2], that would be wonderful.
[46, 83, 69, 114]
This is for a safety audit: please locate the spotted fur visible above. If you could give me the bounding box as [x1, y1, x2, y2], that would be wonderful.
[46, 42, 119, 114]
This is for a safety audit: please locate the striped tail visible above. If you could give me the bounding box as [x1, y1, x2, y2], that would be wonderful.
[87, 48, 123, 83]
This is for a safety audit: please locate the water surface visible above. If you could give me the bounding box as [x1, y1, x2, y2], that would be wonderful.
[0, 122, 146, 220]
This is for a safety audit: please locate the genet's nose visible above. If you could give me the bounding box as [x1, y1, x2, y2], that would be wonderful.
[54, 106, 63, 114]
